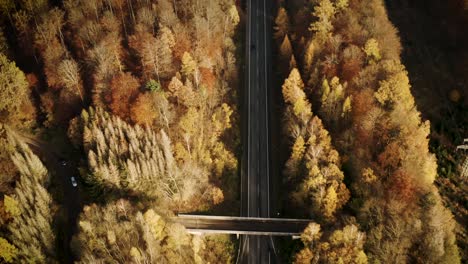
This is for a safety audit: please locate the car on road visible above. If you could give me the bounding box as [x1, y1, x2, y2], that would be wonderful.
[70, 176, 78, 187]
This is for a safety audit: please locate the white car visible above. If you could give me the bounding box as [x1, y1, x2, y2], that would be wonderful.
[71, 176, 78, 187]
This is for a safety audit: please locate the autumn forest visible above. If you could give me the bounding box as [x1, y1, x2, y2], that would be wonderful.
[0, 0, 466, 263]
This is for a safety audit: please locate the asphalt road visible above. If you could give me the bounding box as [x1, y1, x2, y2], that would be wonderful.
[19, 133, 82, 263]
[239, 0, 274, 262]
[173, 215, 310, 235]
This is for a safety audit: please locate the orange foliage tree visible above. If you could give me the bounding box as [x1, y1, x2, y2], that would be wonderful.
[109, 72, 140, 121]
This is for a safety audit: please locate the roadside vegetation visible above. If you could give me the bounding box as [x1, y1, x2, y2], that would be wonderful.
[0, 0, 241, 262]
[0, 130, 56, 263]
[274, 0, 461, 263]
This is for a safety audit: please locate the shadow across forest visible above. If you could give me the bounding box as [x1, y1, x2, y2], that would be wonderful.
[385, 0, 468, 261]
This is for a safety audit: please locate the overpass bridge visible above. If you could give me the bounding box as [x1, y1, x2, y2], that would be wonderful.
[173, 215, 311, 236]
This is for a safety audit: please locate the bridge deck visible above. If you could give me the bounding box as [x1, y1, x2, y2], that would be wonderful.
[172, 215, 311, 236]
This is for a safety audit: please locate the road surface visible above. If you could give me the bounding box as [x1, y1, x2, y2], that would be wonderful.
[174, 215, 310, 236]
[239, 0, 273, 262]
[17, 132, 82, 263]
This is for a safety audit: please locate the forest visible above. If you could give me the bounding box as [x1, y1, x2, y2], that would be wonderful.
[0, 0, 466, 263]
[0, 0, 239, 262]
[274, 0, 465, 263]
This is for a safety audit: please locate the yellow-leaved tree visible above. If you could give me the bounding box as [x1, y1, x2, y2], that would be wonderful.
[282, 68, 349, 222]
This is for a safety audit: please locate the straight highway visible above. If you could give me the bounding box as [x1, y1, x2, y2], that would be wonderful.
[239, 0, 273, 262]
